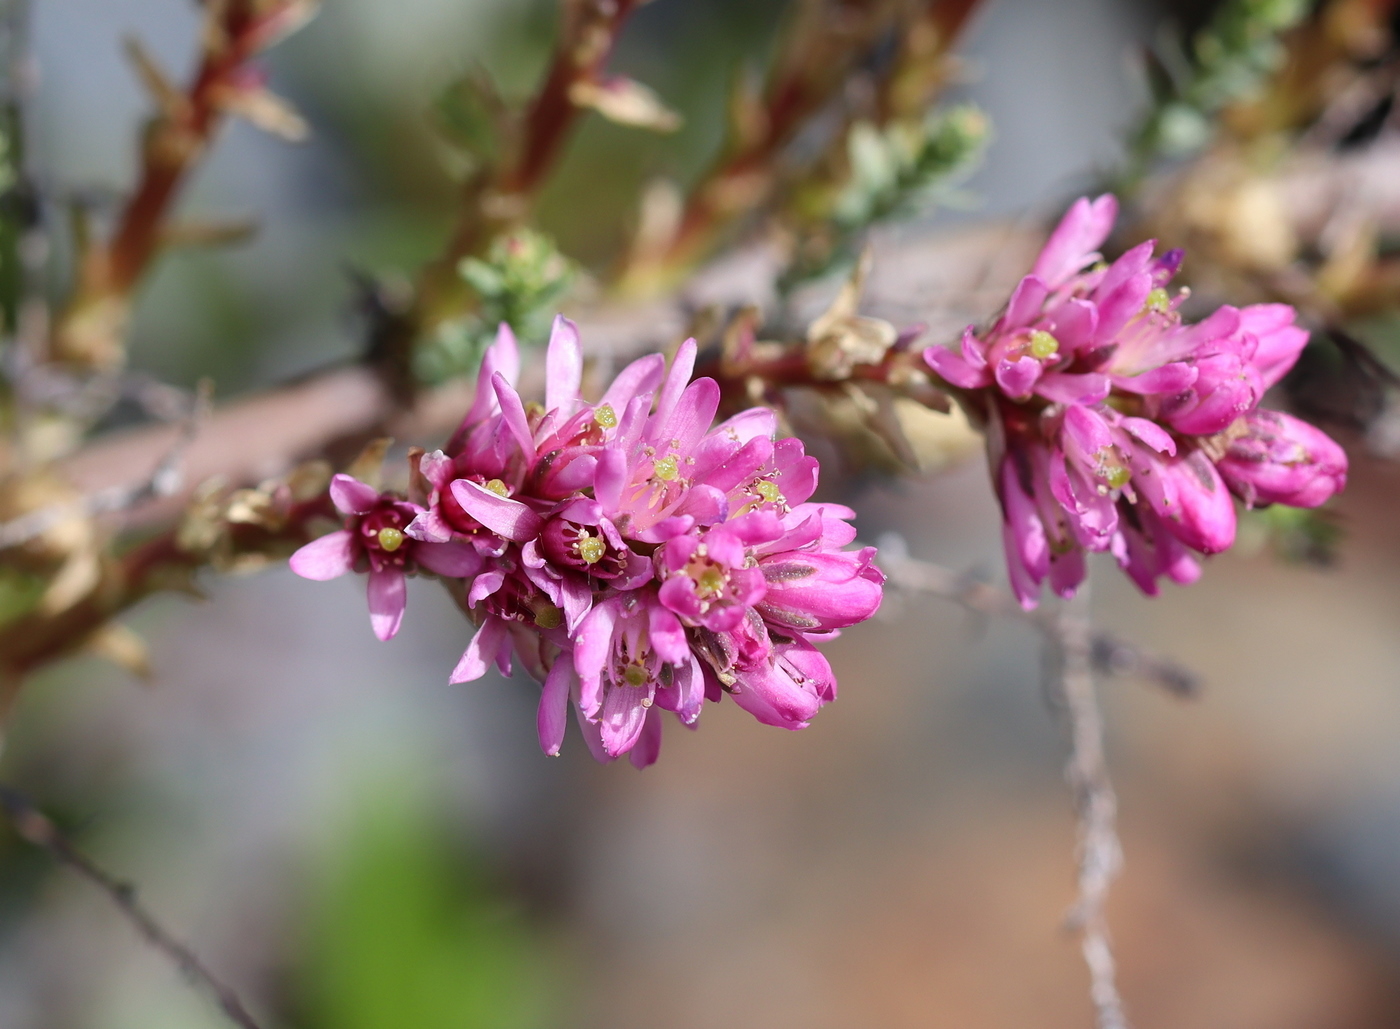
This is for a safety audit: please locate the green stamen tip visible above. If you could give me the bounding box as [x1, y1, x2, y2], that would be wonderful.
[576, 535, 605, 565]
[377, 527, 405, 552]
[1029, 330, 1059, 359]
[754, 479, 782, 503]
[1105, 465, 1132, 490]
[653, 455, 679, 481]
[484, 478, 509, 497]
[1145, 288, 1170, 313]
[593, 403, 618, 429]
[698, 568, 726, 596]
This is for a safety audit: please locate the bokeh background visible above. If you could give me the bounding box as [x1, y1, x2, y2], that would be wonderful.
[4, 1, 1400, 1027]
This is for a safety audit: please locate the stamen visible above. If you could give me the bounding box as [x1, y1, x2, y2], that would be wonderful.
[576, 533, 605, 565]
[1029, 330, 1059, 359]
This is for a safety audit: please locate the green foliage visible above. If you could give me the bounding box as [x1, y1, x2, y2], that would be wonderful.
[416, 228, 574, 383]
[1127, 0, 1309, 172]
[0, 566, 46, 629]
[1241, 503, 1343, 567]
[780, 104, 987, 293]
[298, 781, 554, 1029]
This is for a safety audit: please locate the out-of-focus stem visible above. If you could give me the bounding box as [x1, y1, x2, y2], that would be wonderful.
[619, 0, 983, 294]
[398, 0, 644, 362]
[51, 1, 281, 371]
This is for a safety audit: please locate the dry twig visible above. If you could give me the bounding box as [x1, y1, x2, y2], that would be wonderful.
[1057, 586, 1129, 1029]
[0, 783, 267, 1029]
[875, 534, 1199, 697]
[0, 379, 211, 549]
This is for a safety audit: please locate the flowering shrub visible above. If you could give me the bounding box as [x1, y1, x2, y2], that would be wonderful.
[924, 194, 1348, 607]
[292, 318, 884, 767]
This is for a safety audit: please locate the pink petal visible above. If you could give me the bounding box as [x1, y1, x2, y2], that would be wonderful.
[1004, 275, 1049, 329]
[628, 708, 663, 769]
[599, 684, 652, 757]
[601, 353, 667, 414]
[367, 567, 406, 641]
[1119, 417, 1176, 455]
[1032, 194, 1118, 288]
[573, 600, 619, 718]
[995, 355, 1041, 398]
[466, 323, 520, 425]
[450, 480, 544, 541]
[1111, 363, 1197, 395]
[414, 541, 482, 577]
[545, 315, 583, 414]
[329, 474, 378, 516]
[289, 530, 356, 580]
[1036, 371, 1109, 405]
[652, 337, 697, 436]
[925, 344, 988, 389]
[537, 656, 573, 757]
[491, 372, 536, 458]
[450, 616, 509, 684]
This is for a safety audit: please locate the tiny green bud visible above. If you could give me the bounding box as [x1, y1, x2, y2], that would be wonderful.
[594, 403, 618, 429]
[484, 478, 509, 497]
[377, 527, 405, 552]
[653, 455, 679, 481]
[533, 603, 563, 629]
[1145, 288, 1170, 313]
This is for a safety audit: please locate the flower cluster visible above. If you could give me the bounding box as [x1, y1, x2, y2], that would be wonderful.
[292, 318, 884, 767]
[925, 194, 1347, 607]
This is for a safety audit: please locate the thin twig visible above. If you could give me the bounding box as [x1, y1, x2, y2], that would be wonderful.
[875, 534, 1199, 697]
[1056, 586, 1129, 1029]
[0, 783, 267, 1029]
[876, 538, 1137, 1027]
[0, 379, 211, 549]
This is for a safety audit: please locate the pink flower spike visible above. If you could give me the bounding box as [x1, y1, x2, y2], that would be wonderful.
[289, 530, 356, 580]
[367, 567, 407, 641]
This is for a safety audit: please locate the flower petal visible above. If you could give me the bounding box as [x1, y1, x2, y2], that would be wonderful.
[289, 530, 356, 580]
[450, 480, 544, 541]
[367, 567, 406, 641]
[329, 474, 378, 516]
[545, 315, 583, 414]
[537, 655, 573, 757]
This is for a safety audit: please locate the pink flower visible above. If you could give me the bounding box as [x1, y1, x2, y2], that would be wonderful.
[295, 314, 884, 767]
[926, 194, 1347, 607]
[290, 474, 480, 640]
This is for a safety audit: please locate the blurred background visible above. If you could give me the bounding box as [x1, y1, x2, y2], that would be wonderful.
[4, 1, 1400, 1027]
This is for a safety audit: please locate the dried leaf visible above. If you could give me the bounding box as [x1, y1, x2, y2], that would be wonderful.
[213, 84, 308, 141]
[124, 36, 187, 120]
[569, 77, 682, 133]
[85, 622, 152, 680]
[159, 220, 259, 249]
[346, 438, 393, 489]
